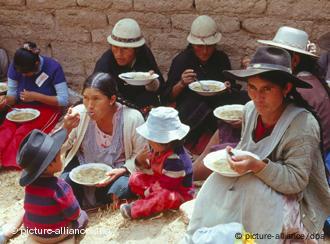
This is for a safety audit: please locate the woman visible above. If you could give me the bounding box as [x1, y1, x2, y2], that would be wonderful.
[93, 18, 165, 114]
[184, 47, 330, 244]
[258, 26, 330, 167]
[61, 72, 146, 208]
[163, 15, 249, 155]
[0, 41, 68, 169]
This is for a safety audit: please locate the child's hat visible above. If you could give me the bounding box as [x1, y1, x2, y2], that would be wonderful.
[136, 106, 190, 143]
[17, 128, 67, 186]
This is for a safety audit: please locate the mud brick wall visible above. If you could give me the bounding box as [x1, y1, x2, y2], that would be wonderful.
[0, 0, 329, 91]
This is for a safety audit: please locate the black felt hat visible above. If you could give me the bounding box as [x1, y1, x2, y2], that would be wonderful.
[17, 128, 67, 186]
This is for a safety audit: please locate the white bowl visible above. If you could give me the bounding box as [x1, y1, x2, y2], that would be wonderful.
[0, 82, 7, 95]
[6, 108, 40, 123]
[188, 80, 226, 96]
[203, 149, 260, 177]
[69, 163, 113, 186]
[119, 72, 159, 86]
[213, 104, 244, 122]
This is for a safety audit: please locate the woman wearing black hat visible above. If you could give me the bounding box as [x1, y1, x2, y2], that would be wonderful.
[184, 47, 330, 243]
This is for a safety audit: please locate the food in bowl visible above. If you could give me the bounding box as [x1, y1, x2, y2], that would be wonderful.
[212, 159, 235, 174]
[0, 84, 7, 92]
[217, 110, 243, 121]
[9, 112, 36, 121]
[74, 167, 108, 185]
[192, 83, 223, 92]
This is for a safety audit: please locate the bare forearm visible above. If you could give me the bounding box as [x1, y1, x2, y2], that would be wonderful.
[170, 81, 186, 100]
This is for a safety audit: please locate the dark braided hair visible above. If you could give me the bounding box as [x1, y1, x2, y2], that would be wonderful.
[83, 72, 139, 110]
[14, 41, 40, 73]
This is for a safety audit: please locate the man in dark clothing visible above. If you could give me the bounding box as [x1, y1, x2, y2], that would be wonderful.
[94, 18, 165, 113]
[163, 15, 249, 154]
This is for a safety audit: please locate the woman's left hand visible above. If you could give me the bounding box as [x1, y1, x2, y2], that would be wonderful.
[95, 168, 127, 187]
[20, 89, 39, 102]
[225, 146, 266, 174]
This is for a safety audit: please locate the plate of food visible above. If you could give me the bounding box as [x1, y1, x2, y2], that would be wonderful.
[0, 82, 7, 95]
[118, 72, 159, 86]
[69, 163, 113, 186]
[6, 108, 40, 123]
[213, 104, 244, 122]
[188, 80, 226, 96]
[203, 149, 260, 177]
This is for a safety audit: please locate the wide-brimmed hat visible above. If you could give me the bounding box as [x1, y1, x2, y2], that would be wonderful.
[223, 46, 312, 88]
[107, 18, 145, 48]
[17, 128, 67, 186]
[318, 32, 330, 51]
[258, 26, 317, 57]
[187, 15, 222, 45]
[136, 107, 190, 144]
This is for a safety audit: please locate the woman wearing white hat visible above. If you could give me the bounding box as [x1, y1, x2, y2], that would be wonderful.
[258, 26, 330, 181]
[163, 15, 249, 155]
[93, 18, 165, 114]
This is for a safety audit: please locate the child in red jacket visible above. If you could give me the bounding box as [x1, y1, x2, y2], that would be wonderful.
[120, 107, 194, 219]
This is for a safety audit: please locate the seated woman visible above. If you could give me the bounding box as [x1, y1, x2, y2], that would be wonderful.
[258, 26, 330, 172]
[0, 41, 68, 169]
[163, 15, 249, 155]
[184, 47, 330, 243]
[93, 18, 165, 114]
[61, 72, 146, 209]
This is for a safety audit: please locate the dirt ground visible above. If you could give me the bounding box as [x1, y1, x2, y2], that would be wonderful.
[2, 170, 330, 244]
[0, 170, 187, 244]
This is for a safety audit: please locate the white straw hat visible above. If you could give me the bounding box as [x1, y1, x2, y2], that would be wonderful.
[107, 18, 145, 48]
[187, 15, 222, 45]
[136, 107, 190, 144]
[258, 26, 317, 57]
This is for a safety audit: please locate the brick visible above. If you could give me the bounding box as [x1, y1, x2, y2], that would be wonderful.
[77, 0, 112, 9]
[26, 0, 76, 9]
[60, 59, 85, 76]
[267, 0, 330, 20]
[171, 14, 240, 33]
[0, 10, 54, 29]
[56, 10, 108, 30]
[91, 27, 113, 43]
[195, 0, 267, 14]
[111, 0, 133, 10]
[134, 0, 194, 11]
[242, 18, 314, 35]
[171, 14, 199, 31]
[149, 31, 187, 51]
[0, 25, 91, 43]
[66, 74, 86, 93]
[108, 12, 170, 30]
[0, 0, 25, 6]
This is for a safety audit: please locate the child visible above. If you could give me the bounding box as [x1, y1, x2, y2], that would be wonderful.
[17, 128, 88, 243]
[120, 106, 194, 219]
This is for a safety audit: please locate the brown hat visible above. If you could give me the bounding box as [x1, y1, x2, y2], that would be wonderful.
[318, 32, 330, 51]
[223, 46, 312, 89]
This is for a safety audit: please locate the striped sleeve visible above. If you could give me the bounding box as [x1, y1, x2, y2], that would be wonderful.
[54, 179, 80, 221]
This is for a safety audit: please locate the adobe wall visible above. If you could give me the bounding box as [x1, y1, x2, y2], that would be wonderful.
[0, 0, 329, 91]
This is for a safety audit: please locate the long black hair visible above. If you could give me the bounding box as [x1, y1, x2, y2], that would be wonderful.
[14, 41, 40, 73]
[83, 72, 139, 109]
